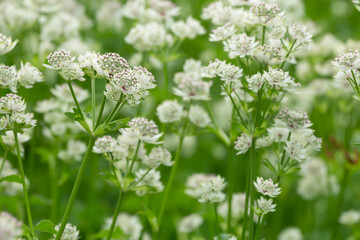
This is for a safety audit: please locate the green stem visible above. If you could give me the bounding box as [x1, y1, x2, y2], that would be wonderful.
[105, 97, 124, 124]
[163, 61, 169, 95]
[254, 216, 264, 240]
[128, 140, 141, 173]
[280, 40, 297, 69]
[214, 205, 221, 238]
[67, 81, 85, 120]
[13, 130, 34, 233]
[158, 101, 191, 229]
[50, 155, 59, 222]
[130, 168, 152, 189]
[0, 148, 9, 176]
[55, 136, 96, 240]
[95, 95, 107, 129]
[227, 110, 236, 233]
[248, 139, 256, 240]
[106, 191, 126, 240]
[331, 167, 350, 240]
[91, 77, 96, 131]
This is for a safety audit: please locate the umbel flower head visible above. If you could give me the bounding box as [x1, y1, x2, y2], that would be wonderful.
[0, 33, 18, 55]
[17, 62, 44, 88]
[144, 146, 173, 169]
[0, 211, 23, 239]
[105, 66, 156, 106]
[52, 223, 79, 240]
[120, 117, 163, 144]
[178, 214, 203, 233]
[254, 177, 281, 198]
[276, 108, 312, 129]
[90, 52, 129, 79]
[0, 64, 17, 92]
[156, 100, 183, 123]
[234, 133, 252, 155]
[256, 197, 276, 216]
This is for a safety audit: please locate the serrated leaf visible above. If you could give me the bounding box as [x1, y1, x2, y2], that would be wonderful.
[0, 174, 22, 184]
[34, 220, 56, 234]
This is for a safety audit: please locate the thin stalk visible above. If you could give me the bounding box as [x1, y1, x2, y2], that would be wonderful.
[106, 191, 126, 240]
[106, 140, 141, 240]
[248, 139, 256, 240]
[254, 216, 264, 240]
[158, 101, 191, 228]
[91, 77, 96, 130]
[95, 95, 107, 129]
[214, 205, 221, 238]
[13, 131, 34, 233]
[163, 61, 169, 95]
[331, 167, 350, 240]
[105, 97, 124, 124]
[128, 140, 141, 173]
[241, 153, 251, 240]
[0, 148, 9, 176]
[130, 168, 151, 189]
[227, 110, 236, 233]
[55, 136, 96, 240]
[67, 81, 85, 120]
[280, 40, 297, 69]
[206, 101, 230, 146]
[50, 156, 59, 222]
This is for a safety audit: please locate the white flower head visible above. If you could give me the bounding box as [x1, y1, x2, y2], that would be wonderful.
[289, 23, 312, 48]
[246, 73, 264, 92]
[156, 100, 183, 123]
[171, 17, 205, 40]
[339, 210, 360, 225]
[53, 223, 79, 240]
[105, 213, 142, 240]
[178, 214, 203, 233]
[198, 175, 227, 204]
[0, 64, 17, 92]
[209, 23, 236, 42]
[135, 169, 164, 196]
[224, 33, 258, 58]
[254, 177, 281, 198]
[0, 93, 26, 113]
[173, 77, 212, 101]
[276, 109, 312, 129]
[45, 49, 74, 70]
[121, 117, 162, 144]
[256, 197, 276, 216]
[0, 33, 18, 55]
[93, 136, 117, 154]
[17, 62, 44, 88]
[278, 227, 303, 240]
[0, 211, 23, 239]
[189, 105, 211, 128]
[145, 146, 173, 168]
[263, 68, 300, 92]
[268, 127, 290, 142]
[234, 133, 252, 155]
[92, 52, 129, 79]
[333, 49, 360, 72]
[250, 2, 284, 25]
[284, 140, 307, 162]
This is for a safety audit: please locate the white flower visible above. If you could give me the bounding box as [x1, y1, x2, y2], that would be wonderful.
[10, 111, 37, 128]
[284, 140, 307, 162]
[60, 61, 85, 81]
[185, 173, 214, 198]
[104, 213, 142, 240]
[203, 59, 243, 83]
[93, 136, 117, 154]
[171, 17, 205, 39]
[125, 22, 167, 51]
[263, 68, 300, 92]
[246, 73, 264, 92]
[145, 146, 173, 168]
[256, 197, 276, 215]
[289, 23, 312, 48]
[91, 52, 129, 79]
[254, 177, 281, 198]
[121, 117, 162, 144]
[234, 133, 252, 155]
[0, 94, 26, 113]
[250, 2, 284, 25]
[209, 23, 236, 42]
[224, 33, 258, 58]
[52, 223, 79, 240]
[173, 77, 212, 101]
[45, 49, 73, 70]
[198, 175, 227, 204]
[276, 109, 312, 129]
[278, 227, 303, 240]
[333, 49, 360, 71]
[51, 83, 89, 103]
[135, 169, 164, 196]
[201, 2, 233, 26]
[156, 100, 183, 123]
[339, 210, 360, 225]
[178, 214, 203, 233]
[0, 211, 23, 240]
[0, 64, 17, 92]
[17, 62, 44, 88]
[253, 45, 286, 66]
[189, 105, 211, 128]
[268, 127, 290, 142]
[0, 33, 18, 55]
[58, 140, 86, 162]
[95, 0, 123, 31]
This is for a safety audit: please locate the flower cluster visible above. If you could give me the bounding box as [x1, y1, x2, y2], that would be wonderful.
[0, 33, 18, 55]
[52, 223, 80, 240]
[254, 177, 281, 216]
[185, 173, 226, 204]
[0, 212, 23, 239]
[0, 94, 36, 130]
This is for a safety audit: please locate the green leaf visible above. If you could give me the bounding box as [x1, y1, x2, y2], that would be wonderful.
[34, 219, 57, 234]
[138, 208, 159, 233]
[0, 174, 22, 184]
[284, 167, 301, 175]
[65, 108, 92, 134]
[123, 172, 135, 189]
[94, 117, 130, 136]
[100, 172, 121, 188]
